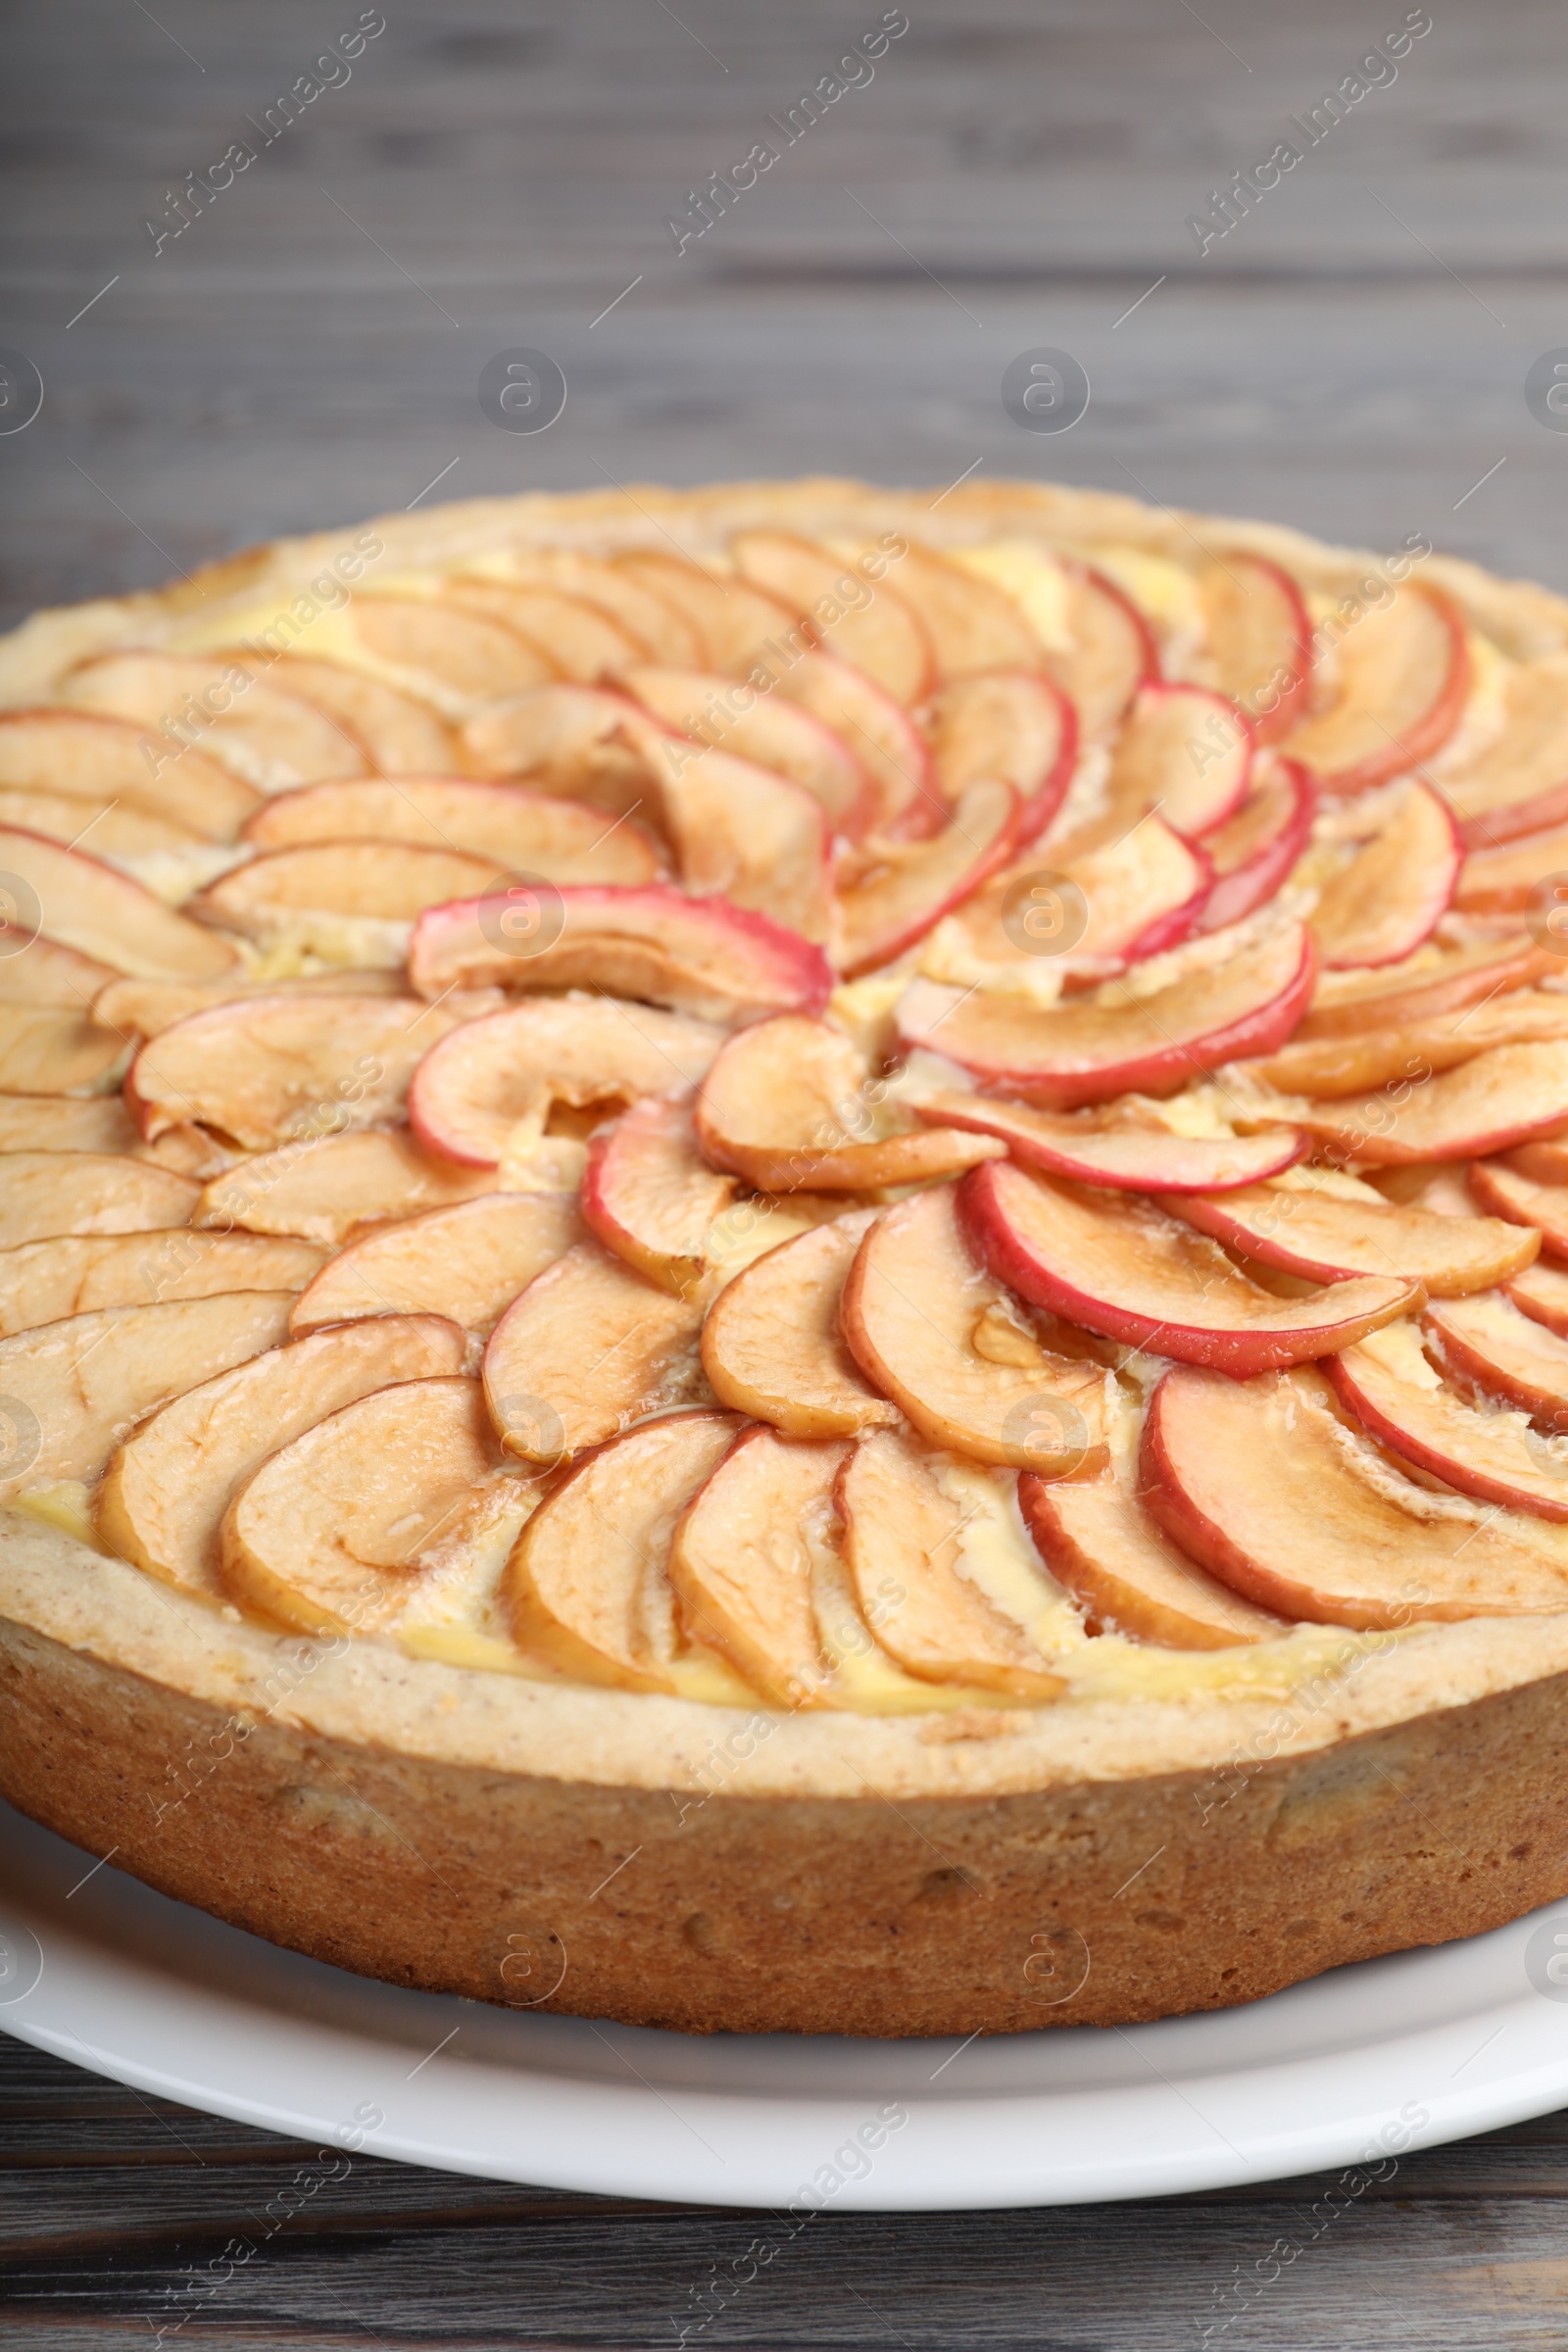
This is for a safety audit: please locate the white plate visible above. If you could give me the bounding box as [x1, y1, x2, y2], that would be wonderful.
[5, 1795, 1568, 2210]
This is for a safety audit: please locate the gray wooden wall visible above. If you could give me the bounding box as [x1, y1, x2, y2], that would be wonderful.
[2, 0, 1565, 632]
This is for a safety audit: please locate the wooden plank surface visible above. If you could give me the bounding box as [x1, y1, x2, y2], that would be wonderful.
[5, 1, 1568, 2342]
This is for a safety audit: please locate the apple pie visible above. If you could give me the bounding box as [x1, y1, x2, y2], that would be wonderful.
[6, 478, 1568, 2034]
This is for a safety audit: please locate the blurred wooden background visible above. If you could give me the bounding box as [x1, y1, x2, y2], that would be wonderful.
[3, 0, 1567, 627]
[6, 2, 1568, 2343]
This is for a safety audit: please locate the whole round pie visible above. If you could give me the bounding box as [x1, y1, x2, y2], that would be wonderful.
[6, 476, 1568, 2036]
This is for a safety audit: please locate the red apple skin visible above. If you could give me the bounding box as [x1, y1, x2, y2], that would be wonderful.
[957, 1159, 1420, 1373]
[1074, 564, 1162, 719]
[899, 925, 1317, 1107]
[1135, 1373, 1309, 1615]
[1198, 760, 1315, 934]
[1323, 1348, 1568, 1522]
[839, 781, 1024, 978]
[1458, 782, 1568, 850]
[408, 882, 833, 1013]
[911, 1099, 1305, 1192]
[1109, 842, 1215, 969]
[1308, 585, 1473, 796]
[1220, 553, 1313, 746]
[1318, 784, 1464, 974]
[1126, 680, 1254, 839]
[1011, 673, 1080, 848]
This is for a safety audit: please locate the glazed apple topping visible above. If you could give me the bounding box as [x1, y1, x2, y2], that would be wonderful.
[16, 497, 1568, 1712]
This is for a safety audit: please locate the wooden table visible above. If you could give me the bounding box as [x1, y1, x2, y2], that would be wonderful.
[5, 1, 1568, 2340]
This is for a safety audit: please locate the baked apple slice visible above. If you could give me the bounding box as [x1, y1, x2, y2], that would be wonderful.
[1281, 582, 1470, 793]
[191, 840, 506, 955]
[1141, 1363, 1568, 1625]
[771, 651, 938, 836]
[0, 710, 260, 838]
[1103, 682, 1253, 839]
[0, 1151, 199, 1249]
[128, 993, 461, 1152]
[668, 1424, 851, 1706]
[0, 1004, 127, 1097]
[1439, 659, 1568, 844]
[695, 1013, 1003, 1192]
[0, 786, 200, 859]
[257, 655, 456, 775]
[0, 1290, 293, 1502]
[1042, 564, 1159, 740]
[1197, 551, 1311, 744]
[317, 596, 556, 715]
[196, 1129, 503, 1246]
[290, 1191, 581, 1338]
[0, 827, 238, 978]
[1280, 1043, 1568, 1165]
[0, 1095, 142, 1154]
[620, 664, 874, 839]
[896, 921, 1314, 1106]
[869, 541, 1041, 680]
[92, 966, 408, 1040]
[1301, 938, 1558, 1038]
[1311, 780, 1462, 968]
[729, 530, 934, 705]
[409, 995, 723, 1167]
[581, 1094, 737, 1294]
[1242, 996, 1568, 1100]
[1019, 1457, 1292, 1648]
[242, 776, 662, 884]
[923, 670, 1077, 846]
[1327, 1335, 1568, 1520]
[700, 1207, 900, 1436]
[505, 1409, 740, 1690]
[1455, 817, 1568, 915]
[513, 548, 706, 663]
[841, 1182, 1108, 1471]
[643, 730, 832, 941]
[0, 929, 117, 1007]
[1507, 1137, 1568, 1185]
[1164, 1178, 1539, 1297]
[1425, 1292, 1568, 1432]
[98, 1312, 466, 1592]
[836, 780, 1022, 976]
[408, 882, 833, 1022]
[1197, 757, 1315, 933]
[837, 1427, 1064, 1695]
[482, 1241, 703, 1459]
[445, 579, 648, 678]
[0, 1230, 323, 1339]
[223, 1373, 538, 1637]
[61, 652, 370, 789]
[459, 682, 653, 813]
[962, 1159, 1420, 1370]
[911, 1093, 1304, 1192]
[1507, 1258, 1568, 1338]
[1468, 1159, 1568, 1254]
[613, 554, 799, 678]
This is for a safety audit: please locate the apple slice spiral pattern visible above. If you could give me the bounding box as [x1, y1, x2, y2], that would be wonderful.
[18, 483, 1568, 1743]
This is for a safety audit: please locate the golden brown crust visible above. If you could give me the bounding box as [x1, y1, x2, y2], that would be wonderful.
[6, 1522, 1568, 2034]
